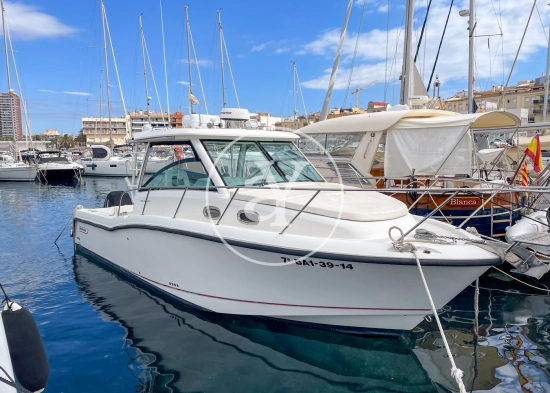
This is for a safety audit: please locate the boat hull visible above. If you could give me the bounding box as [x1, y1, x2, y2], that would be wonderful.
[80, 159, 132, 177]
[0, 165, 36, 182]
[73, 217, 492, 332]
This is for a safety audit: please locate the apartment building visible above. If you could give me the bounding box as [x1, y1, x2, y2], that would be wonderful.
[82, 116, 128, 145]
[0, 90, 22, 140]
[128, 110, 170, 135]
[443, 78, 549, 123]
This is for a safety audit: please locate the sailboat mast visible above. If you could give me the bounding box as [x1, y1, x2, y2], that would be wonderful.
[185, 6, 193, 114]
[139, 14, 151, 124]
[467, 0, 475, 113]
[543, 23, 550, 122]
[400, 0, 414, 106]
[218, 10, 226, 108]
[100, 0, 113, 148]
[292, 61, 296, 128]
[99, 69, 103, 143]
[319, 0, 352, 122]
[1, 0, 14, 147]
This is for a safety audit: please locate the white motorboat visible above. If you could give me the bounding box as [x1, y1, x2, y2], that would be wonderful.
[73, 125, 504, 333]
[506, 208, 550, 255]
[78, 145, 134, 177]
[0, 154, 36, 182]
[35, 151, 84, 183]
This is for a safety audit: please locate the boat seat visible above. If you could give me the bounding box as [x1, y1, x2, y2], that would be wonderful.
[103, 191, 133, 208]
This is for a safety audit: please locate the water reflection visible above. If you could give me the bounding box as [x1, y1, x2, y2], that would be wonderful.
[413, 272, 550, 392]
[73, 253, 437, 393]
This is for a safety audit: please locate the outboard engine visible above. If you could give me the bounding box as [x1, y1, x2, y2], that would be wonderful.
[2, 302, 49, 392]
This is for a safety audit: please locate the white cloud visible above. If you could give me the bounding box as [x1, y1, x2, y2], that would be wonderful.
[39, 89, 91, 96]
[64, 91, 92, 96]
[179, 59, 214, 67]
[300, 0, 550, 98]
[275, 47, 290, 54]
[176, 81, 189, 85]
[4, 2, 77, 40]
[252, 43, 266, 52]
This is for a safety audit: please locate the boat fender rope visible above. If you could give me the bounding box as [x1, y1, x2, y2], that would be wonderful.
[0, 367, 33, 393]
[411, 248, 467, 393]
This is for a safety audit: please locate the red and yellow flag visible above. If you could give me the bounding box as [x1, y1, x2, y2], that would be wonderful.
[189, 92, 199, 105]
[519, 161, 529, 186]
[525, 134, 543, 172]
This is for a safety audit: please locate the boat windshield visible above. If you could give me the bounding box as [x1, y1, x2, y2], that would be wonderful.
[142, 143, 213, 188]
[202, 140, 324, 186]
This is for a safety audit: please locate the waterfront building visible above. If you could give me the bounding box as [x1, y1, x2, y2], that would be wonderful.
[82, 116, 128, 145]
[170, 111, 183, 128]
[0, 90, 22, 141]
[443, 77, 550, 124]
[128, 110, 170, 134]
[250, 112, 282, 130]
[41, 129, 60, 138]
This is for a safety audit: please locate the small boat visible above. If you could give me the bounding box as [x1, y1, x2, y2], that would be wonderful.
[78, 145, 134, 177]
[0, 154, 36, 182]
[506, 208, 550, 256]
[35, 151, 84, 183]
[73, 116, 507, 334]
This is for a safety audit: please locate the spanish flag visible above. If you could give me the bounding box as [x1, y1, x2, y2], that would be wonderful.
[189, 92, 199, 105]
[519, 161, 529, 186]
[525, 134, 543, 172]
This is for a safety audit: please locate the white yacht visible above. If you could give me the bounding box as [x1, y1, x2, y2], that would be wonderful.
[73, 123, 505, 333]
[78, 145, 134, 177]
[35, 151, 84, 183]
[0, 154, 36, 182]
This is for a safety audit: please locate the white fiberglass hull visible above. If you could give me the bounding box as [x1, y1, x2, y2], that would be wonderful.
[74, 209, 497, 332]
[79, 159, 133, 177]
[0, 163, 36, 182]
[506, 209, 550, 255]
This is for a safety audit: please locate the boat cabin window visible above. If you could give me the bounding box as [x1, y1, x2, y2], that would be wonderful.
[142, 143, 212, 188]
[298, 133, 365, 157]
[202, 140, 324, 186]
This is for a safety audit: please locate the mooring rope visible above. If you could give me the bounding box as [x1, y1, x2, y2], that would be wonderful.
[389, 226, 466, 393]
[492, 266, 550, 293]
[411, 248, 467, 393]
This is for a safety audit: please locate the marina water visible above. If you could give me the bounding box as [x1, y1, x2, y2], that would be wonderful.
[1, 178, 550, 392]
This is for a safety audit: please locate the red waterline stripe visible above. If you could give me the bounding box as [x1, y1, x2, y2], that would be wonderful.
[132, 271, 431, 312]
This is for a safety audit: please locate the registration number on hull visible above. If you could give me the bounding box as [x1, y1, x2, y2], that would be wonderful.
[280, 257, 353, 270]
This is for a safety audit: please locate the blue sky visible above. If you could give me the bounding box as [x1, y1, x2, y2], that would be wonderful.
[2, 0, 550, 135]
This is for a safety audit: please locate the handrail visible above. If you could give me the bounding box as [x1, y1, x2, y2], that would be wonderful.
[402, 191, 460, 238]
[280, 190, 321, 234]
[141, 189, 151, 215]
[216, 188, 240, 225]
[457, 191, 500, 228]
[131, 185, 548, 236]
[135, 184, 550, 193]
[172, 189, 187, 219]
[116, 190, 133, 217]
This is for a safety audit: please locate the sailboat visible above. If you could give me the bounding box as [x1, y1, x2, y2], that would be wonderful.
[0, 4, 35, 182]
[77, 0, 135, 178]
